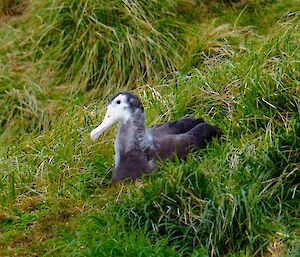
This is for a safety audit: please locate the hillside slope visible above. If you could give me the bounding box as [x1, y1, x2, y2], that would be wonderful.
[0, 0, 299, 256]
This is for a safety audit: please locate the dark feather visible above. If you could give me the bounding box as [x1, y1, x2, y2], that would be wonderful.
[150, 116, 204, 135]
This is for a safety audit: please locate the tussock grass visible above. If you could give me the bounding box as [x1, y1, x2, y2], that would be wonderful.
[28, 0, 189, 92]
[1, 0, 300, 256]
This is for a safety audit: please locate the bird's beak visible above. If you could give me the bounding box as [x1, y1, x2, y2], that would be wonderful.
[90, 109, 117, 141]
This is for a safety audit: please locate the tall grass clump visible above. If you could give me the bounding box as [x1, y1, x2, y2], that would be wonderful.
[31, 0, 193, 91]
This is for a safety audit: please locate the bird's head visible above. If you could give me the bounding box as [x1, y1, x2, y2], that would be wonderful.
[90, 92, 143, 140]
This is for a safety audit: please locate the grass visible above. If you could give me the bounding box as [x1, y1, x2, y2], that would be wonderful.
[0, 0, 300, 256]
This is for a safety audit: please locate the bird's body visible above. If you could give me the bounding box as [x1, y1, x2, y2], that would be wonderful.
[90, 92, 221, 182]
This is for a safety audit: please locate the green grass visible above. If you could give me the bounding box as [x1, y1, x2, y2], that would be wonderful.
[1, 0, 300, 256]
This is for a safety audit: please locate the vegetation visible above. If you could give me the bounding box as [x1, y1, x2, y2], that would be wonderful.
[0, 0, 299, 256]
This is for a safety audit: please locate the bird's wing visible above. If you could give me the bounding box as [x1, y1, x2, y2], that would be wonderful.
[148, 116, 205, 135]
[150, 121, 222, 160]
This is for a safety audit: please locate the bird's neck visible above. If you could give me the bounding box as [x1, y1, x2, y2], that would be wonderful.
[119, 112, 146, 146]
[114, 110, 151, 167]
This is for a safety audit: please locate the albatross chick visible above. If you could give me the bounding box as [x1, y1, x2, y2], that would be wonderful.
[90, 92, 222, 182]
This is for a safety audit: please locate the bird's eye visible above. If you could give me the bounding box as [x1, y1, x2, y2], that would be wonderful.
[116, 100, 121, 104]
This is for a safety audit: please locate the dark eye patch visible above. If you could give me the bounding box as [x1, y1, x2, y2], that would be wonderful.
[116, 100, 121, 104]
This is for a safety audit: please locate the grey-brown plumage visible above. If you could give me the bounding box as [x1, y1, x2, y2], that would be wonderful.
[90, 92, 222, 182]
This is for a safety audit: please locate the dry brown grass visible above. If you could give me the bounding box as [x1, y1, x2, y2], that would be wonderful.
[0, 0, 28, 19]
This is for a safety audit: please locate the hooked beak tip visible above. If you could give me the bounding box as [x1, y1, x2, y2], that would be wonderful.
[90, 129, 100, 141]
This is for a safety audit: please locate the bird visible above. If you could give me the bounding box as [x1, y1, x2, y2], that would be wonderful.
[90, 92, 222, 182]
